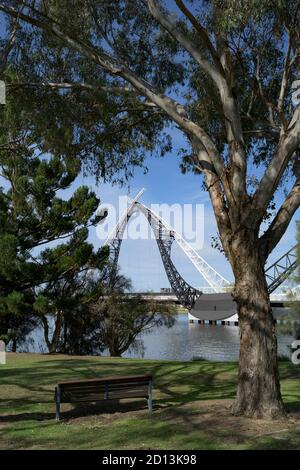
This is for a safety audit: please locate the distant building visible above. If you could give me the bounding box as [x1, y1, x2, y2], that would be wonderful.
[160, 287, 173, 294]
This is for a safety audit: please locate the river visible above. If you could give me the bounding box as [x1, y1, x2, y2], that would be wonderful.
[23, 313, 294, 362]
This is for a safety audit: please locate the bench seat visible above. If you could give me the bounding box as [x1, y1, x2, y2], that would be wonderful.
[54, 374, 153, 420]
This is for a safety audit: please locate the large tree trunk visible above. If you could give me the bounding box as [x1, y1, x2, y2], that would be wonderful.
[109, 348, 121, 357]
[41, 311, 63, 354]
[229, 234, 286, 419]
[11, 337, 17, 353]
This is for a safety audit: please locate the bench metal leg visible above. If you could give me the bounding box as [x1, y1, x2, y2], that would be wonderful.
[147, 380, 153, 414]
[55, 401, 60, 421]
[55, 386, 61, 421]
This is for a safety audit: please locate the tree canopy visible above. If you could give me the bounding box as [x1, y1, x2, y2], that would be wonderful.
[0, 1, 299, 256]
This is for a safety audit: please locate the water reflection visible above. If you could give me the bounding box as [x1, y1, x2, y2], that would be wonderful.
[123, 313, 293, 362]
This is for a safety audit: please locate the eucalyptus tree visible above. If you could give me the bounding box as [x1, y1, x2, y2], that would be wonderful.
[0, 0, 300, 418]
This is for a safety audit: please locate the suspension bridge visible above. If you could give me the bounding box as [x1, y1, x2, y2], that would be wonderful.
[105, 189, 298, 323]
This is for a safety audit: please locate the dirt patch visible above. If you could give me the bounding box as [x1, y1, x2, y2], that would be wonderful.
[61, 399, 149, 426]
[159, 399, 300, 444]
[58, 398, 300, 440]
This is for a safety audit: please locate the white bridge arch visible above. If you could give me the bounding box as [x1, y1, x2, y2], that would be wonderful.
[104, 189, 298, 321]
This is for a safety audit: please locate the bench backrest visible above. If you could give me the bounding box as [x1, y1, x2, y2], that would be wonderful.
[55, 375, 152, 403]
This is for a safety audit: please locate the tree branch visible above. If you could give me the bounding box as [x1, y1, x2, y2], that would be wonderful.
[174, 0, 223, 73]
[7, 81, 159, 109]
[0, 1, 24, 74]
[147, 0, 247, 203]
[6, 81, 134, 93]
[253, 106, 300, 223]
[147, 0, 225, 89]
[255, 54, 277, 129]
[0, 1, 228, 188]
[191, 139, 232, 246]
[277, 29, 293, 129]
[259, 182, 300, 257]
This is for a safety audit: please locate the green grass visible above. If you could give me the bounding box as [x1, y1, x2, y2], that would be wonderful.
[0, 353, 299, 450]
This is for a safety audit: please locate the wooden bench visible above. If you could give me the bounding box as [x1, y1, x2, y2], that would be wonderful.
[54, 374, 153, 420]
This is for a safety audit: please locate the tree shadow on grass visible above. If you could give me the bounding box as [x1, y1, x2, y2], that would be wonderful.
[1, 358, 237, 402]
[0, 359, 238, 426]
[0, 399, 156, 424]
[149, 362, 237, 406]
[285, 401, 300, 415]
[1, 356, 299, 450]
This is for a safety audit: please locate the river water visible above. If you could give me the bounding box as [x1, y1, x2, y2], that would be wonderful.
[124, 313, 293, 361]
[25, 313, 294, 362]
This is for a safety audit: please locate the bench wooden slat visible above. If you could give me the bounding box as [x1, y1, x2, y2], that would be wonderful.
[60, 385, 149, 395]
[57, 375, 152, 386]
[61, 386, 149, 396]
[60, 388, 148, 401]
[61, 391, 148, 402]
[108, 390, 148, 399]
[58, 380, 149, 392]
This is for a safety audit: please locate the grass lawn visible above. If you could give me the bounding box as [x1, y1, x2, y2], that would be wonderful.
[0, 353, 299, 450]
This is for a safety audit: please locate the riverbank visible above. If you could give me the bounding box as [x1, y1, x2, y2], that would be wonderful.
[0, 353, 299, 450]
